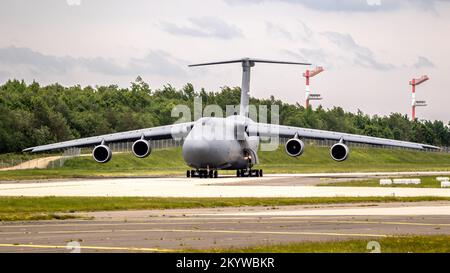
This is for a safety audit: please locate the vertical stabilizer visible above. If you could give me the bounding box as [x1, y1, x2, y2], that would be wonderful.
[189, 58, 310, 117]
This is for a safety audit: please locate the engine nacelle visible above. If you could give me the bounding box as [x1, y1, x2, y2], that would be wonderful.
[92, 144, 112, 163]
[132, 139, 152, 158]
[330, 142, 349, 162]
[285, 138, 305, 157]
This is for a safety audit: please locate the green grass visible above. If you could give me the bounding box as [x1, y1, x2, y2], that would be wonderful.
[258, 144, 450, 173]
[0, 196, 449, 222]
[189, 235, 450, 253]
[0, 152, 57, 162]
[1, 145, 450, 181]
[0, 213, 80, 222]
[318, 176, 448, 188]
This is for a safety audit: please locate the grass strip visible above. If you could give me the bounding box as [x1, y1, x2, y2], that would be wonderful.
[0, 196, 449, 221]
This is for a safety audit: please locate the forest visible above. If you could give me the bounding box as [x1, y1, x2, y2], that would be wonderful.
[0, 77, 449, 153]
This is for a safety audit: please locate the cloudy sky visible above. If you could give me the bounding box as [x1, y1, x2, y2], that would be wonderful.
[0, 0, 449, 122]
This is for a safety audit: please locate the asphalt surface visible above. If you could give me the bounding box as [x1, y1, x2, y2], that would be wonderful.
[1, 202, 450, 253]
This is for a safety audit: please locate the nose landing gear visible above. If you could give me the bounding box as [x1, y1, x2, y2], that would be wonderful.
[186, 169, 218, 178]
[236, 169, 263, 177]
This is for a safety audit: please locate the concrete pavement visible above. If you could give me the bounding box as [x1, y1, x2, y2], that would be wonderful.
[0, 174, 449, 197]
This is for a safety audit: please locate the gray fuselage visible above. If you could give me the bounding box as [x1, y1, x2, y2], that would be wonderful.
[182, 115, 259, 170]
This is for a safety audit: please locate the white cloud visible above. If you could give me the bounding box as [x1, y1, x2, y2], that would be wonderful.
[321, 31, 394, 70]
[0, 0, 448, 122]
[225, 0, 446, 12]
[160, 17, 243, 39]
[266, 22, 293, 40]
[414, 56, 435, 68]
[0, 46, 187, 77]
[129, 51, 188, 77]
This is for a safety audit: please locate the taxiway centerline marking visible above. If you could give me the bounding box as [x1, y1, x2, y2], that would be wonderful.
[0, 228, 389, 238]
[313, 220, 450, 227]
[1, 218, 448, 230]
[0, 243, 172, 252]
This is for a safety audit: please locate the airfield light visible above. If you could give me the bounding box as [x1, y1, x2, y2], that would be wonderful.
[302, 66, 324, 108]
[409, 75, 429, 120]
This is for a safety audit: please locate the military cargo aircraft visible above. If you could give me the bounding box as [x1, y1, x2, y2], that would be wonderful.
[24, 58, 439, 178]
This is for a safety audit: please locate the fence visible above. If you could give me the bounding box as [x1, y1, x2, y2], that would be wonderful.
[0, 148, 81, 169]
[1, 138, 449, 170]
[85, 137, 450, 154]
[79, 139, 184, 154]
[275, 137, 450, 153]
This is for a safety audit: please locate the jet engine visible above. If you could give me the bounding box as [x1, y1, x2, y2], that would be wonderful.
[285, 138, 305, 157]
[330, 142, 349, 162]
[92, 144, 112, 163]
[132, 139, 152, 158]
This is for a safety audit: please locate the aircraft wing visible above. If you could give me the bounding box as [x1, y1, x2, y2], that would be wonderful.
[247, 123, 440, 150]
[23, 122, 195, 153]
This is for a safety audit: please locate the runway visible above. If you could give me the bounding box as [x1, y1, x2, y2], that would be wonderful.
[0, 173, 449, 197]
[0, 201, 449, 253]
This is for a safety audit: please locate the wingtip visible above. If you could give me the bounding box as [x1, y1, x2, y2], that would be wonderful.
[421, 144, 441, 150]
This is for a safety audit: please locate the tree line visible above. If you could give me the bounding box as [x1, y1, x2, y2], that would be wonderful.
[0, 77, 449, 153]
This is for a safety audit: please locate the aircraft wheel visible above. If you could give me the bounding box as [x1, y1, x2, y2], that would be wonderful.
[214, 170, 218, 178]
[209, 170, 214, 178]
[236, 170, 240, 177]
[186, 170, 190, 178]
[259, 169, 263, 177]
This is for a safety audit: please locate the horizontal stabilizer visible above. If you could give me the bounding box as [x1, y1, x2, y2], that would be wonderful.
[189, 57, 310, 67]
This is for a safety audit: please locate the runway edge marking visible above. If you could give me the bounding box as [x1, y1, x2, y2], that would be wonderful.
[0, 243, 173, 252]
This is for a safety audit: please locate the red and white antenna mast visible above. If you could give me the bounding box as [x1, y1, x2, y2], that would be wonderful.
[409, 75, 429, 120]
[303, 66, 324, 108]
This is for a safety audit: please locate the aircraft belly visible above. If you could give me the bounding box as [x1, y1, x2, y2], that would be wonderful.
[182, 139, 246, 169]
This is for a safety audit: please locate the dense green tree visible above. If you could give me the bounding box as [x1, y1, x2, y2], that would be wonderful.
[0, 78, 448, 153]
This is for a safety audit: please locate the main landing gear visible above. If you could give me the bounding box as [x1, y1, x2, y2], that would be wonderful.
[186, 169, 218, 178]
[236, 169, 263, 177]
[185, 169, 264, 178]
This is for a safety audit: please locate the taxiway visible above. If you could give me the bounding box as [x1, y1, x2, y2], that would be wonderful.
[0, 201, 449, 252]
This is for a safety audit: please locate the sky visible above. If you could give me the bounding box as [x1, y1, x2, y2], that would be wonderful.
[0, 0, 449, 122]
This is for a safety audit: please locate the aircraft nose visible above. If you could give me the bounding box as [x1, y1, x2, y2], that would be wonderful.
[191, 140, 210, 157]
[182, 140, 212, 167]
